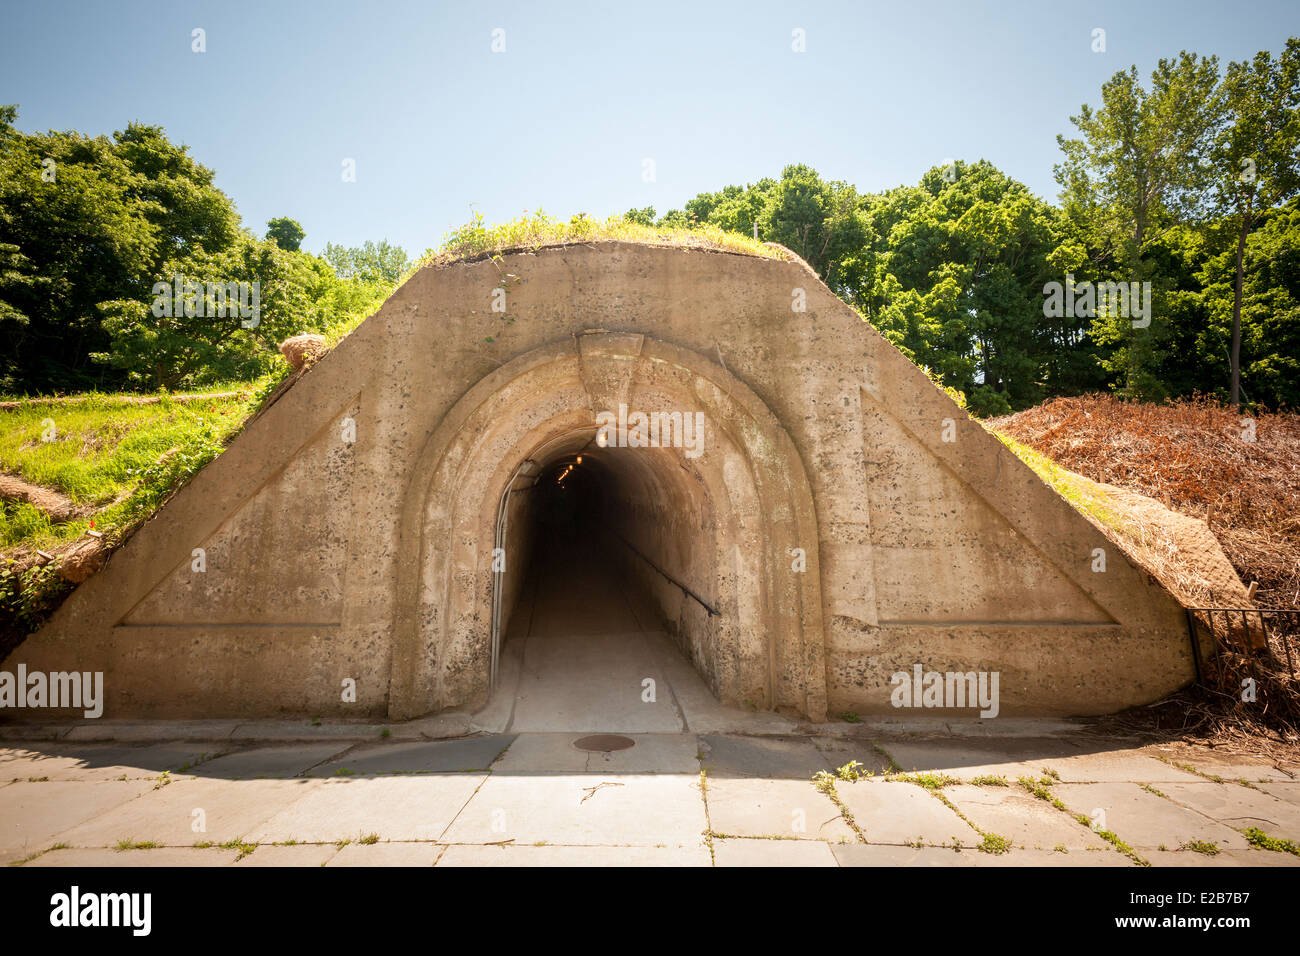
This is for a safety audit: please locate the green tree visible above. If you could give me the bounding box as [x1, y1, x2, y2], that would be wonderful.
[622, 206, 656, 226]
[321, 239, 410, 283]
[757, 165, 869, 294]
[1055, 52, 1223, 399]
[0, 117, 161, 390]
[1197, 197, 1300, 409]
[265, 216, 306, 252]
[1209, 38, 1300, 407]
[870, 161, 1066, 414]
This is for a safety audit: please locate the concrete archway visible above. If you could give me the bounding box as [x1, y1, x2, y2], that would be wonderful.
[387, 331, 828, 721]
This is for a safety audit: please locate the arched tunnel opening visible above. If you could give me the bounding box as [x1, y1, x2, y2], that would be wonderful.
[487, 429, 727, 731]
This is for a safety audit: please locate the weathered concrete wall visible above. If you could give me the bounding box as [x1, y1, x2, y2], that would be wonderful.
[6, 241, 1195, 720]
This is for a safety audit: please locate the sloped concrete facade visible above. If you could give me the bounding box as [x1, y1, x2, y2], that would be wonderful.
[8, 242, 1197, 720]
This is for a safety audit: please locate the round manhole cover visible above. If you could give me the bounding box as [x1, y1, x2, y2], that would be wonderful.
[572, 734, 636, 753]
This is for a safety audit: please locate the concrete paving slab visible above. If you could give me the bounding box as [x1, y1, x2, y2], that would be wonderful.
[435, 843, 712, 866]
[945, 784, 1108, 850]
[1040, 749, 1204, 783]
[190, 742, 352, 779]
[1261, 782, 1300, 810]
[245, 774, 487, 843]
[53, 778, 320, 847]
[313, 736, 515, 776]
[833, 841, 1125, 866]
[327, 842, 444, 866]
[1160, 782, 1300, 837]
[1146, 848, 1300, 866]
[441, 773, 707, 847]
[712, 837, 838, 866]
[232, 843, 340, 866]
[967, 847, 1133, 866]
[1146, 745, 1299, 783]
[874, 737, 1076, 780]
[0, 745, 133, 781]
[832, 844, 976, 866]
[698, 734, 836, 779]
[833, 781, 974, 846]
[23, 846, 239, 866]
[1054, 782, 1249, 851]
[492, 733, 700, 774]
[507, 631, 687, 733]
[704, 777, 855, 842]
[0, 781, 152, 863]
[0, 742, 229, 781]
[643, 632, 797, 734]
[809, 738, 894, 776]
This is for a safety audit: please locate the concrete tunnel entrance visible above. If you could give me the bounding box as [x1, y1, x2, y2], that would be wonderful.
[387, 334, 829, 723]
[486, 428, 726, 731]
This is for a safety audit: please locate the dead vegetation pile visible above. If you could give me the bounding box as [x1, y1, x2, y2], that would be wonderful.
[990, 393, 1300, 757]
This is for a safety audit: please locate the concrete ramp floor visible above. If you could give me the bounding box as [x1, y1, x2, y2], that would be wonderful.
[474, 541, 784, 734]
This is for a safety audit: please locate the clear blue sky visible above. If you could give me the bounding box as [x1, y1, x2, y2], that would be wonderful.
[3, 0, 1297, 256]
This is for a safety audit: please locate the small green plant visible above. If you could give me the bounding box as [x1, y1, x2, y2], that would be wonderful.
[333, 767, 354, 777]
[1180, 840, 1220, 855]
[1245, 827, 1300, 856]
[380, 728, 391, 738]
[839, 711, 861, 723]
[835, 760, 869, 782]
[979, 833, 1012, 855]
[219, 839, 257, 860]
[891, 772, 959, 790]
[115, 840, 160, 851]
[358, 833, 380, 845]
[812, 770, 837, 794]
[970, 775, 1008, 787]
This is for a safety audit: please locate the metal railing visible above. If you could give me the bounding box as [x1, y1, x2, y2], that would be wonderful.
[607, 531, 720, 617]
[1184, 606, 1300, 691]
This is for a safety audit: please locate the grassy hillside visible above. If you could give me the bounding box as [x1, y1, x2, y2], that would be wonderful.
[0, 389, 256, 551]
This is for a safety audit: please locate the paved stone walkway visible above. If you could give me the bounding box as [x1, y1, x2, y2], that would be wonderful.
[3, 729, 1298, 866]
